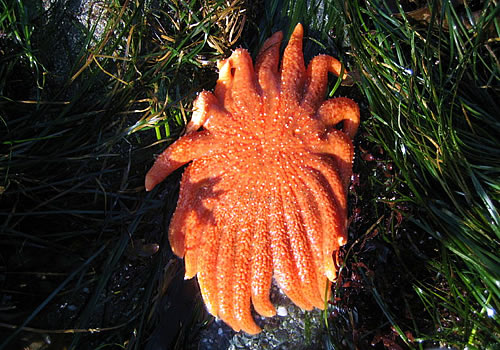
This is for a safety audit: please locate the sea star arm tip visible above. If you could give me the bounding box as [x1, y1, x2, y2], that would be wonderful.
[317, 97, 360, 138]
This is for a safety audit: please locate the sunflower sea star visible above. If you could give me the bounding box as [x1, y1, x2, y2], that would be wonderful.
[145, 23, 360, 334]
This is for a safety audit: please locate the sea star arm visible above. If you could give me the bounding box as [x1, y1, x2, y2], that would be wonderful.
[214, 188, 267, 334]
[295, 192, 332, 300]
[195, 175, 245, 318]
[317, 97, 360, 139]
[313, 97, 360, 187]
[287, 158, 332, 297]
[145, 130, 230, 191]
[214, 49, 262, 121]
[145, 131, 209, 191]
[282, 180, 324, 308]
[300, 97, 359, 188]
[255, 31, 283, 117]
[297, 166, 344, 281]
[250, 211, 276, 318]
[185, 91, 216, 133]
[301, 55, 345, 112]
[214, 57, 236, 113]
[215, 204, 241, 332]
[229, 49, 262, 119]
[301, 158, 348, 281]
[197, 224, 219, 316]
[279, 24, 306, 114]
[197, 186, 264, 334]
[168, 158, 226, 277]
[255, 30, 283, 73]
[268, 181, 314, 310]
[232, 213, 262, 334]
[167, 167, 202, 263]
[186, 90, 246, 135]
[308, 129, 355, 190]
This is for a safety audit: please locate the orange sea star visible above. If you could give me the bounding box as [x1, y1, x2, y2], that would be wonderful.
[145, 23, 360, 334]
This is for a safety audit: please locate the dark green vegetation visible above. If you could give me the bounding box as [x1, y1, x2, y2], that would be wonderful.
[1, 0, 498, 349]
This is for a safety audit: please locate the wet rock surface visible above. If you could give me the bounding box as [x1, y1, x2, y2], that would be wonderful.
[197, 282, 330, 350]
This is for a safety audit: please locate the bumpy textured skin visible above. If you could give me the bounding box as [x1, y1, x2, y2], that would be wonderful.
[145, 24, 360, 334]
